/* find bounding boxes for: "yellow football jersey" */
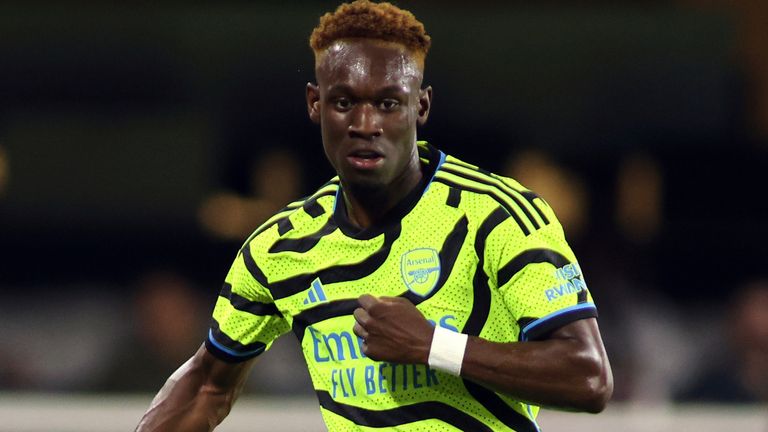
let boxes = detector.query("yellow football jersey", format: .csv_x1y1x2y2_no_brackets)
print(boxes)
206,142,596,431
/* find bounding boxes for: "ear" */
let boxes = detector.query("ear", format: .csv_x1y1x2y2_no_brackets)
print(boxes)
417,85,432,126
306,82,321,124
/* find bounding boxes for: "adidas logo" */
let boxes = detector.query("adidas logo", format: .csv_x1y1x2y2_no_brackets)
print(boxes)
303,278,328,305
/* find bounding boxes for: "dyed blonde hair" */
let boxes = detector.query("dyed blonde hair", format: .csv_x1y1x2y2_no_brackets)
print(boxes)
310,0,431,65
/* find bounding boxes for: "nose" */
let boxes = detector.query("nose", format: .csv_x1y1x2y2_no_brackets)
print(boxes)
348,103,382,140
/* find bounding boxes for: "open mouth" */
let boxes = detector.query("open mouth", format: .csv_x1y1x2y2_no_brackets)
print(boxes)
347,149,384,169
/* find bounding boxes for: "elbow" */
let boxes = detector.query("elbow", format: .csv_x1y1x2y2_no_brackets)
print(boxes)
577,353,614,413
547,318,614,413
580,372,613,413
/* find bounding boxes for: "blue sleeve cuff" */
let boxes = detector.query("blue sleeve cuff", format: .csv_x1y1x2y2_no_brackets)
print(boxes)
205,328,266,363
520,304,598,341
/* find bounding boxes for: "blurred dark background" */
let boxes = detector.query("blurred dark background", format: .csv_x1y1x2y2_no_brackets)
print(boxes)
0,0,766,405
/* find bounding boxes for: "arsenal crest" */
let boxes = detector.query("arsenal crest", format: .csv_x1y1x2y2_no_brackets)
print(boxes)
400,248,441,297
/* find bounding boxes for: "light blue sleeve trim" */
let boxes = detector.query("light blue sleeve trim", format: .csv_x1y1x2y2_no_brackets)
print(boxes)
525,405,542,432
207,329,266,357
332,187,342,213
423,150,446,195
521,303,597,340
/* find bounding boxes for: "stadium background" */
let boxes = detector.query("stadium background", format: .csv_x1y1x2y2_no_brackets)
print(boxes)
0,0,766,430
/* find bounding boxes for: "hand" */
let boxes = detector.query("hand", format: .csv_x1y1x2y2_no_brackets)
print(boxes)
352,294,434,364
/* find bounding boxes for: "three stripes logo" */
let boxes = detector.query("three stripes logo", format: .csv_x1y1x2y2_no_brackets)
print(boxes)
303,278,328,305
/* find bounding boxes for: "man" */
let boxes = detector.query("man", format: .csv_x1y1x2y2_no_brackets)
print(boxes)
137,1,613,431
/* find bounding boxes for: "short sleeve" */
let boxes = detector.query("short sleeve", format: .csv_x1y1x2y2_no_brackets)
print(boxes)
489,211,597,342
205,249,290,362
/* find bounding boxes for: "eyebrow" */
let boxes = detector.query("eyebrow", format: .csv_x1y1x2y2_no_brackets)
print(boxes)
377,85,410,95
326,84,410,97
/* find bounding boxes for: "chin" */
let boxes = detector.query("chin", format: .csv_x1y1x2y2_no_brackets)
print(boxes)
343,175,388,196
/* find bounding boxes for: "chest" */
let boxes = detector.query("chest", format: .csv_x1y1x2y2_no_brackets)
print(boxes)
270,213,483,327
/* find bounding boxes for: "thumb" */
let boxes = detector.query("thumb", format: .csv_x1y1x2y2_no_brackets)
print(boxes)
358,294,380,310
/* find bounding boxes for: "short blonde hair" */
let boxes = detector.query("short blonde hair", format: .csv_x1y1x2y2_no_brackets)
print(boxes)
310,0,431,63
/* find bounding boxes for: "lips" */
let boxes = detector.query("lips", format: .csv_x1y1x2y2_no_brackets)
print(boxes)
346,148,384,170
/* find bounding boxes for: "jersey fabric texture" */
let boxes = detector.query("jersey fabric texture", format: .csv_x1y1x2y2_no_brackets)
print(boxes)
205,142,597,432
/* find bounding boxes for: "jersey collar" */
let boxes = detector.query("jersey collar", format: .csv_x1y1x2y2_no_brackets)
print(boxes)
333,141,445,240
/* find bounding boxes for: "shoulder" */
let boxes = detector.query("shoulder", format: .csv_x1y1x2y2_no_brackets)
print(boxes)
432,153,554,238
240,178,340,254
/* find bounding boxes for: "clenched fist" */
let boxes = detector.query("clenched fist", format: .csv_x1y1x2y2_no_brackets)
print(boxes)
352,294,435,365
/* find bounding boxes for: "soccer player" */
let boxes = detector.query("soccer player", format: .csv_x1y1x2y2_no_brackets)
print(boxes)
136,1,613,431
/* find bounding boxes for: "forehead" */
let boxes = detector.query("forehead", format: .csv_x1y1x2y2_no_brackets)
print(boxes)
315,39,423,91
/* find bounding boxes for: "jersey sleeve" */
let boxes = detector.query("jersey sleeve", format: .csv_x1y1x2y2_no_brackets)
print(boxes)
205,248,290,362
488,202,597,342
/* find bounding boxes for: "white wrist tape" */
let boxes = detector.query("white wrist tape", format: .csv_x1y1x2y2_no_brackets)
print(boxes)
428,326,468,376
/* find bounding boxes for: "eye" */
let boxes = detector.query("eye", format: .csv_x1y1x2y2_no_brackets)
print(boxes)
333,97,352,111
378,99,400,111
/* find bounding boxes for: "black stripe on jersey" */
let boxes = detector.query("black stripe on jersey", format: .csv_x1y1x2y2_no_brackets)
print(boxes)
316,390,494,431
521,190,550,225
304,186,339,204
434,177,531,236
302,180,339,218
291,216,469,338
291,299,359,339
462,207,509,336
269,219,338,254
239,181,339,252
578,285,588,303
277,218,293,236
299,188,336,220
445,157,515,191
240,200,306,251
522,307,597,341
463,381,539,432
240,213,290,255
446,186,461,208
441,163,543,230
269,223,403,300
242,242,271,288
303,199,325,218
497,248,570,288
443,156,480,171
206,318,267,363
219,282,282,317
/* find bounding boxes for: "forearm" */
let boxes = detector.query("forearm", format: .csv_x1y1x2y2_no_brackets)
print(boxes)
136,345,252,432
354,297,613,412
458,320,612,412
136,364,226,432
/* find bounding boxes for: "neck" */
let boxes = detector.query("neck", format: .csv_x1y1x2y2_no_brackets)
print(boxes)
342,160,423,230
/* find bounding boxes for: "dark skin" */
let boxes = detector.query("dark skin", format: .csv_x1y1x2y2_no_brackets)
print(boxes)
306,39,432,228
136,39,612,432
353,295,613,413
135,346,256,431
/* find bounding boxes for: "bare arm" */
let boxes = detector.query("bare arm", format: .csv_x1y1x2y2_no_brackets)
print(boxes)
136,344,256,432
460,318,613,412
353,295,613,413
